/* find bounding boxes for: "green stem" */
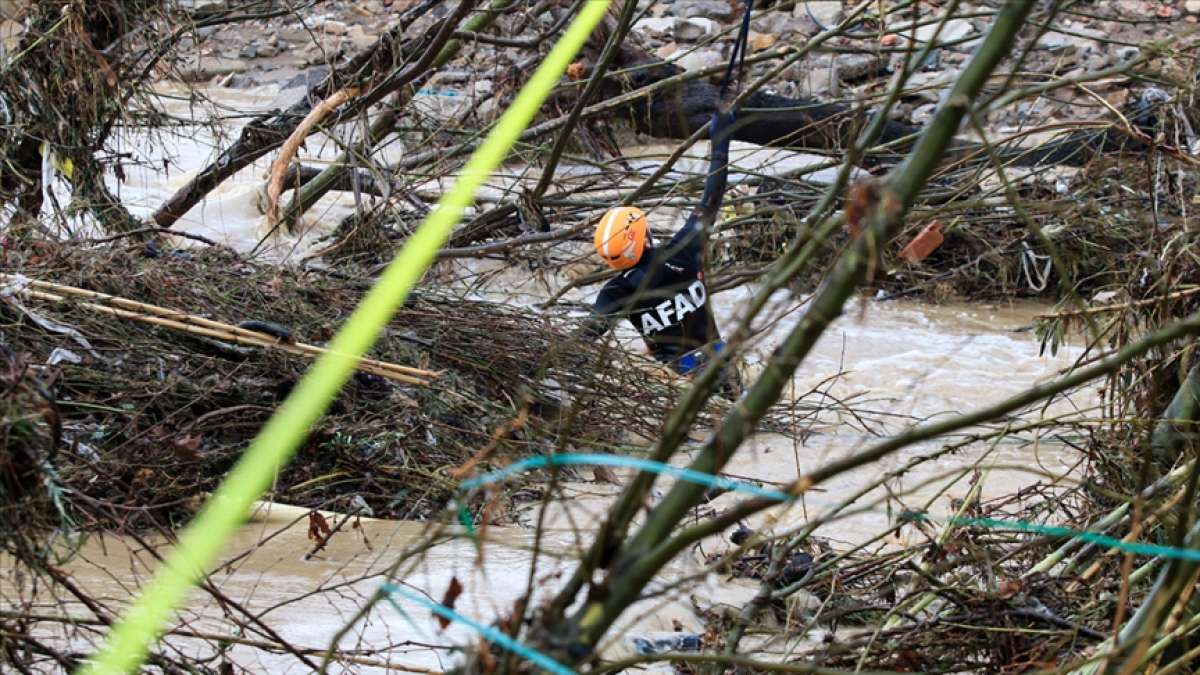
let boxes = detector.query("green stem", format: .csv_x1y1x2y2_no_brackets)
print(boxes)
1152,363,1200,468
1093,504,1200,675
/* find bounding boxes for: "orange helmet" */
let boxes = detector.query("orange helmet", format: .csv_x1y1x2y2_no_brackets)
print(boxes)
594,207,648,270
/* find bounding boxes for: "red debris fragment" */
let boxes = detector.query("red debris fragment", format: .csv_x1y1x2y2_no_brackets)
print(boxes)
899,220,945,263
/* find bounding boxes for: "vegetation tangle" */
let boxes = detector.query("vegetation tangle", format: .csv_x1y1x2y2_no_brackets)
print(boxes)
1,0,1199,673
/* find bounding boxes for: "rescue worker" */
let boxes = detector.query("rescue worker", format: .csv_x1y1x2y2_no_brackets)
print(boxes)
582,107,740,395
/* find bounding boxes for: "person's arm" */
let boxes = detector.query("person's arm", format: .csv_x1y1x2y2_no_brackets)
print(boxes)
577,276,631,341
578,314,613,340
666,108,737,271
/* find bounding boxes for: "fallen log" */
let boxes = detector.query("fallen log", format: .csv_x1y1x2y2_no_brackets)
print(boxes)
604,42,1156,168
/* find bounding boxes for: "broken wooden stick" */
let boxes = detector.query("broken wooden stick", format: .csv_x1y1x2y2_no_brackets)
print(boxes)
1,273,437,386
266,87,361,227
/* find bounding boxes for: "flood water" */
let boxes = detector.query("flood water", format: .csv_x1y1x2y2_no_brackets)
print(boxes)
8,85,1096,672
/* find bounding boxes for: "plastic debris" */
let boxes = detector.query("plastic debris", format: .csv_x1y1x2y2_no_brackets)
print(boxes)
630,633,702,655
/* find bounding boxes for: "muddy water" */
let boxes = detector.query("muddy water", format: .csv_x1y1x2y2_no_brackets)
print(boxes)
105,85,862,260
709,296,1090,545
516,296,1090,545
23,87,1093,671
23,508,759,671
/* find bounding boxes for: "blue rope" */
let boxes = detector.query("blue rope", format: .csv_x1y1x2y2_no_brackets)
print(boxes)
904,512,1200,563
379,582,576,675
461,455,1200,564
459,452,794,502
394,456,1200,670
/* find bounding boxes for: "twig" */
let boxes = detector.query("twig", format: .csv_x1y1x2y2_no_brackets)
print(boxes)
435,221,591,259
0,610,439,671
1037,287,1200,321
68,227,222,247
530,0,638,200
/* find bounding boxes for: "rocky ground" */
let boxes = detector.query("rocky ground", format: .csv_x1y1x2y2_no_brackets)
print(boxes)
176,0,1197,132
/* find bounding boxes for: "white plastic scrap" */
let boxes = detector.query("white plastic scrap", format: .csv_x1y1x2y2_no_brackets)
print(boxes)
350,494,375,518
0,274,103,361
1019,240,1053,293
74,442,100,463
46,348,82,366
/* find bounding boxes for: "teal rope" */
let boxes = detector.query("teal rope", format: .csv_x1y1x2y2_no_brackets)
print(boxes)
461,453,1200,564
398,456,1200,671
458,452,793,502
903,512,1200,563
379,582,575,675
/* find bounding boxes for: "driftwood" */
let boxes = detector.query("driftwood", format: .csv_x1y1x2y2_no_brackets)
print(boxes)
602,39,1155,169
266,87,361,225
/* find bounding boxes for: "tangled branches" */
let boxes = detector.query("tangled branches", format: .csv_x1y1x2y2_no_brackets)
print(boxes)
0,1,179,231
0,242,833,529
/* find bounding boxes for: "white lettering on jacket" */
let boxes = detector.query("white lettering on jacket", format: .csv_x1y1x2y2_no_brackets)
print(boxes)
639,280,708,335
641,312,665,333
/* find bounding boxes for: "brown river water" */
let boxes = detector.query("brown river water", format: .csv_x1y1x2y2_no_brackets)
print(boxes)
4,85,1097,672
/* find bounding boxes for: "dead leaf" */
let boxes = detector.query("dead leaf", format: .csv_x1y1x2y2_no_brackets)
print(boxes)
307,511,332,543
1104,88,1129,108
435,577,464,630
566,61,588,80
172,434,202,461
997,578,1023,599
36,399,61,447
748,31,776,52
130,467,154,493
844,179,877,237
895,649,923,670
880,33,899,46
477,636,497,673
593,465,620,485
